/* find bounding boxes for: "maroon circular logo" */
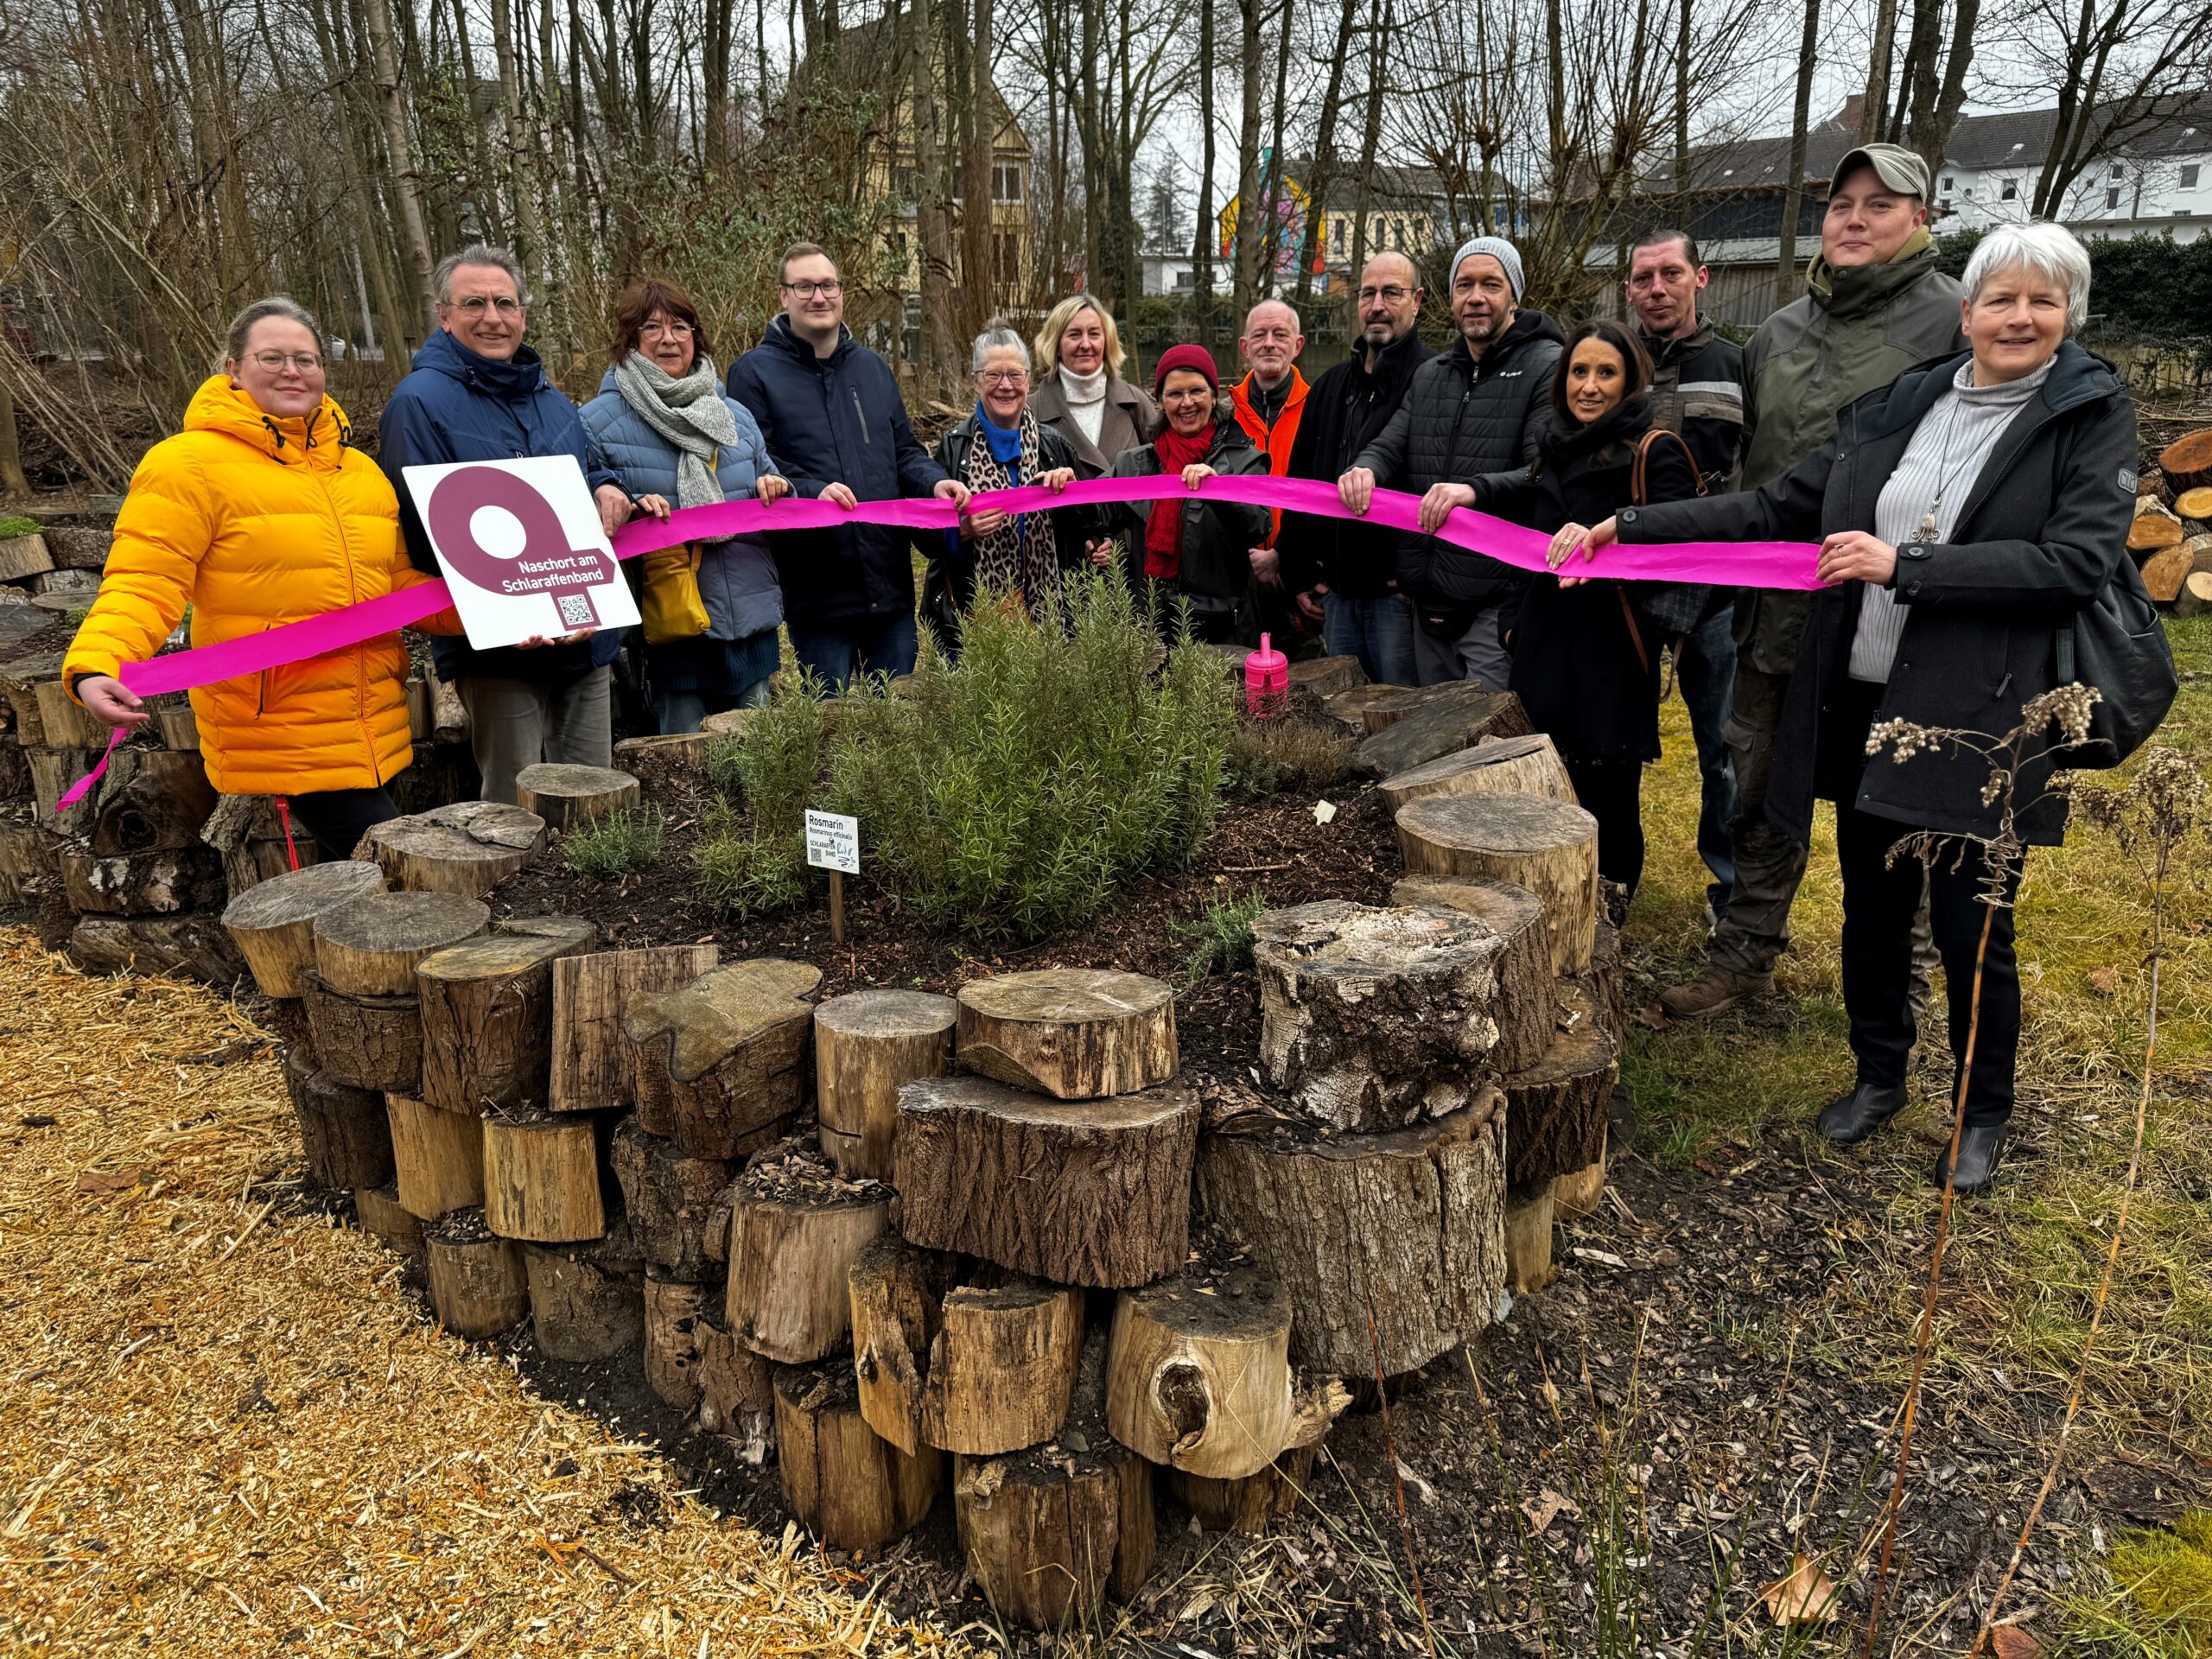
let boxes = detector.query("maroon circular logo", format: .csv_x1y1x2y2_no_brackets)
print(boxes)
426,464,615,631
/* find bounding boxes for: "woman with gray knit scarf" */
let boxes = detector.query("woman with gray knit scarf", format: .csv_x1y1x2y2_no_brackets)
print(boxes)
582,279,794,732
1572,220,2142,1196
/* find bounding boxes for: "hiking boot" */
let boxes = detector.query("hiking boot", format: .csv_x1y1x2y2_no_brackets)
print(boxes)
1656,963,1774,1020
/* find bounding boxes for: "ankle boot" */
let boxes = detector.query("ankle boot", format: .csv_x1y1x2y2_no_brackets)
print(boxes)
1936,1122,2008,1195
1815,1082,1909,1144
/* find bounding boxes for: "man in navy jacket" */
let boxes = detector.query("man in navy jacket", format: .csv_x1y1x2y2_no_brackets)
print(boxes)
728,242,969,689
378,243,633,804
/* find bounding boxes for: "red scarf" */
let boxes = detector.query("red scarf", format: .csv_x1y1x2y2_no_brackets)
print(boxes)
1143,423,1216,578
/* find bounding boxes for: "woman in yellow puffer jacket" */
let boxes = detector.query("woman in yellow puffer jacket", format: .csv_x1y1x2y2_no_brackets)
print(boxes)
68,298,457,859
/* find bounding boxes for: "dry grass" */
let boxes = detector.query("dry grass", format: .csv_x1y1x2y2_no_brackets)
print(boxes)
0,938,967,1658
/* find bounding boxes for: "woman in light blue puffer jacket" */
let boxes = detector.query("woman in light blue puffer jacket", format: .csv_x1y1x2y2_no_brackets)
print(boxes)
582,279,790,732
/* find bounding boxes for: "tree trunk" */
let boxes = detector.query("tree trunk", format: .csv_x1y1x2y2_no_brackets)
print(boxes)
548,943,719,1113
1230,0,1264,316
361,0,439,327
488,0,543,265
0,375,34,498
1257,0,1294,297
962,0,995,319
1190,0,1216,342
1291,0,1359,308
415,919,597,1114
954,968,1178,1099
425,1209,529,1337
514,764,639,830
724,1142,892,1363
301,969,423,1094
1775,0,1821,310
483,1113,606,1242
1390,875,1558,1050
814,989,957,1179
1501,1021,1619,1192
1379,733,1576,812
774,1360,944,1550
911,0,961,387
360,802,547,897
1395,793,1600,975
284,1049,398,1191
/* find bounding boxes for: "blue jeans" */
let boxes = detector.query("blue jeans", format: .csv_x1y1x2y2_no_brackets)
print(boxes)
788,610,919,693
1675,611,1738,912
653,675,773,735
1322,591,1418,687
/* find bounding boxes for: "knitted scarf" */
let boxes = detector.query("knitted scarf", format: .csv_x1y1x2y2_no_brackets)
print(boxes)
609,351,737,512
960,408,1060,618
1144,422,1214,578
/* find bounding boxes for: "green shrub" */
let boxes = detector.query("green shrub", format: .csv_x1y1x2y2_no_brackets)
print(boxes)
691,801,809,915
1173,886,1268,982
0,516,38,540
829,569,1237,941
1225,714,1356,796
562,804,665,880
691,682,826,916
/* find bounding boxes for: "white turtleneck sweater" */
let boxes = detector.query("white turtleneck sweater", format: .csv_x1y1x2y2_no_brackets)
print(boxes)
1058,364,1109,447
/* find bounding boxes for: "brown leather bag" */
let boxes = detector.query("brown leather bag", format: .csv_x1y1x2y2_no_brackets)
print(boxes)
1613,427,1708,675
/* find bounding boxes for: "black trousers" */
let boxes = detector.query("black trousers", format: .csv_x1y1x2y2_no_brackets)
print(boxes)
1832,687,2023,1128
1563,756,1645,895
283,786,400,863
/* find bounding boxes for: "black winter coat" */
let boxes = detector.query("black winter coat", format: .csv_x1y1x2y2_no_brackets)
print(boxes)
1277,327,1437,598
1354,309,1566,609
1484,398,1700,761
922,411,1110,645
727,316,950,626
1618,342,2140,846
1107,414,1271,642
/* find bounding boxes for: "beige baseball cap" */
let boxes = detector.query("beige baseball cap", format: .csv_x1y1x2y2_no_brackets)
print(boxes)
1830,142,1929,200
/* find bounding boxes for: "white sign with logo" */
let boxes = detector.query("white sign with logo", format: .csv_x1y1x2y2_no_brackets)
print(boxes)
401,455,640,651
804,809,861,875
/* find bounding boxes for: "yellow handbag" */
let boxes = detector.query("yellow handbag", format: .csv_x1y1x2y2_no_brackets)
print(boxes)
640,541,711,645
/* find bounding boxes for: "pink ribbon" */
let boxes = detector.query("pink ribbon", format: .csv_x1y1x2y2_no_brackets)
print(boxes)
58,475,1815,813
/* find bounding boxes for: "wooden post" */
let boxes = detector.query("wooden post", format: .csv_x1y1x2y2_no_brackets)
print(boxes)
1503,1184,1556,1294
829,869,844,944
954,968,1179,1099
813,988,957,1180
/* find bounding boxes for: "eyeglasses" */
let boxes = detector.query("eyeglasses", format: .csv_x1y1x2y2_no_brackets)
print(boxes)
781,280,843,298
1357,285,1414,303
640,320,694,338
449,296,524,316
247,350,324,373
976,370,1028,387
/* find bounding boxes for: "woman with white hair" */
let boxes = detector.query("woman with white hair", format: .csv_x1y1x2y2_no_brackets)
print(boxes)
1571,220,2145,1193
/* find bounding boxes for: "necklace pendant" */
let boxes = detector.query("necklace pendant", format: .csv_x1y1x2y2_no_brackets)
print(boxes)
1913,511,1939,544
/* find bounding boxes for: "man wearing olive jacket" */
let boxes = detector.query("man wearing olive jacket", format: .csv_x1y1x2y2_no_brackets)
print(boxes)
1657,143,1967,1019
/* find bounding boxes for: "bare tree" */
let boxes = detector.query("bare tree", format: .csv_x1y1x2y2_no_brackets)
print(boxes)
1777,0,1822,308
2009,0,2212,216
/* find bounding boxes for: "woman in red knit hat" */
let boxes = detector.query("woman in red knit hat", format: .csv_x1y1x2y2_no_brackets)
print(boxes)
1091,343,1270,643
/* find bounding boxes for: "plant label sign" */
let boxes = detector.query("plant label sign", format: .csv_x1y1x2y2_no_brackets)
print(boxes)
804,809,860,875
403,456,639,651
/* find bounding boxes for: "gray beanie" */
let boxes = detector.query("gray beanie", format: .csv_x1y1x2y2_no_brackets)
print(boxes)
1451,235,1525,300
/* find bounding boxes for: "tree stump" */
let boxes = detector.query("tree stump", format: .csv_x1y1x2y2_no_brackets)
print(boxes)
223,860,385,997
1287,655,1364,698
1322,683,1412,734
1194,1095,1508,1376
523,1243,644,1362
1553,1138,1607,1218
0,530,53,582
85,748,215,855
300,969,422,1093
773,1360,944,1551
1503,1185,1556,1294
353,1181,424,1262
312,889,490,995
386,1092,486,1220
1353,684,1530,778
1169,1446,1317,1534
814,989,957,1180
2158,427,2212,494
896,1074,1199,1288
625,958,822,1159
34,677,105,749
283,1049,395,1192
359,801,545,896
695,1301,775,1461
954,969,1178,1099
849,1234,1085,1457
1579,918,1625,1046
2144,539,2195,602
1389,875,1558,1062
609,1117,733,1281
613,730,712,781
549,944,720,1113
424,1208,528,1338
155,705,200,751
1378,732,1577,812
1253,899,1551,1131
416,918,598,1114
2177,569,2212,618
1396,793,1599,975
1502,1021,1619,1192
644,1273,711,1408
514,763,640,830
60,846,226,916
1105,1262,1348,1479
724,1141,892,1363
482,1113,605,1243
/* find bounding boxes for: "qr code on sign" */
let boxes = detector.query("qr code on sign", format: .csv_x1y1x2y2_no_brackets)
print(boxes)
556,593,595,629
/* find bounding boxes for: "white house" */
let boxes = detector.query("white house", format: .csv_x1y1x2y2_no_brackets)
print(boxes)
1935,101,2212,245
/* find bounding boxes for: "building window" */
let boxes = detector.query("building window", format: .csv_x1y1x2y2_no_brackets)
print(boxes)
1941,175,1955,194
1175,269,1194,289
2110,162,2126,180
2183,164,2202,189
995,233,1021,287
2000,179,2018,200
992,162,1023,202
2107,187,2121,210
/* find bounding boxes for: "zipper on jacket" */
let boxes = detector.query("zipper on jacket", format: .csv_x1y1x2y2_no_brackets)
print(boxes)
851,389,871,444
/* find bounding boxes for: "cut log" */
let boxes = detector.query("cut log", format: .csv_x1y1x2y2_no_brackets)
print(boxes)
300,969,422,1093
1353,684,1532,779
612,731,712,792
955,968,1178,1099
406,676,433,743
353,1180,424,1262
514,763,640,830
814,988,957,1180
26,747,95,836
2158,427,2212,495
523,1243,644,1361
1396,793,1599,976
1322,683,1414,734
1552,1136,1608,1217
724,1140,892,1363
2144,538,2194,602
954,1331,1154,1627
312,889,489,996
424,1208,528,1338
65,914,246,986
222,860,385,997
1357,684,1429,734
59,845,225,916
1106,1262,1349,1479
644,1272,715,1408
385,1091,486,1220
483,1113,605,1243
1169,1446,1317,1534
1253,899,1551,1131
697,707,757,736
86,748,214,854
2175,485,2212,531
549,944,719,1113
2176,569,2212,619
44,525,111,569
773,1360,944,1551
283,1049,396,1191
155,705,200,751
1503,1185,1555,1294
0,531,53,581
849,1233,1084,1456
695,1301,775,1460
896,1074,1199,1288
1389,874,1558,1057
415,918,598,1114
624,957,821,1159
359,801,546,896
33,677,105,749
1378,732,1576,812
1502,1020,1620,1192
0,653,56,745
1193,1095,1508,1376
1287,654,1365,698
608,1116,733,1281
1579,917,1626,1046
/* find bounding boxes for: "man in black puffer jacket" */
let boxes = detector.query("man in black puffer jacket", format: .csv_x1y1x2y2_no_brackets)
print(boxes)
1339,235,1563,687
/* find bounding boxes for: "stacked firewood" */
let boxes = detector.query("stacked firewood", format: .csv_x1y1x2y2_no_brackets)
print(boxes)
2129,427,2212,615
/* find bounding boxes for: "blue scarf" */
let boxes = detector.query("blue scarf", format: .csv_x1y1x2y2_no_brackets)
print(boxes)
979,406,1025,476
